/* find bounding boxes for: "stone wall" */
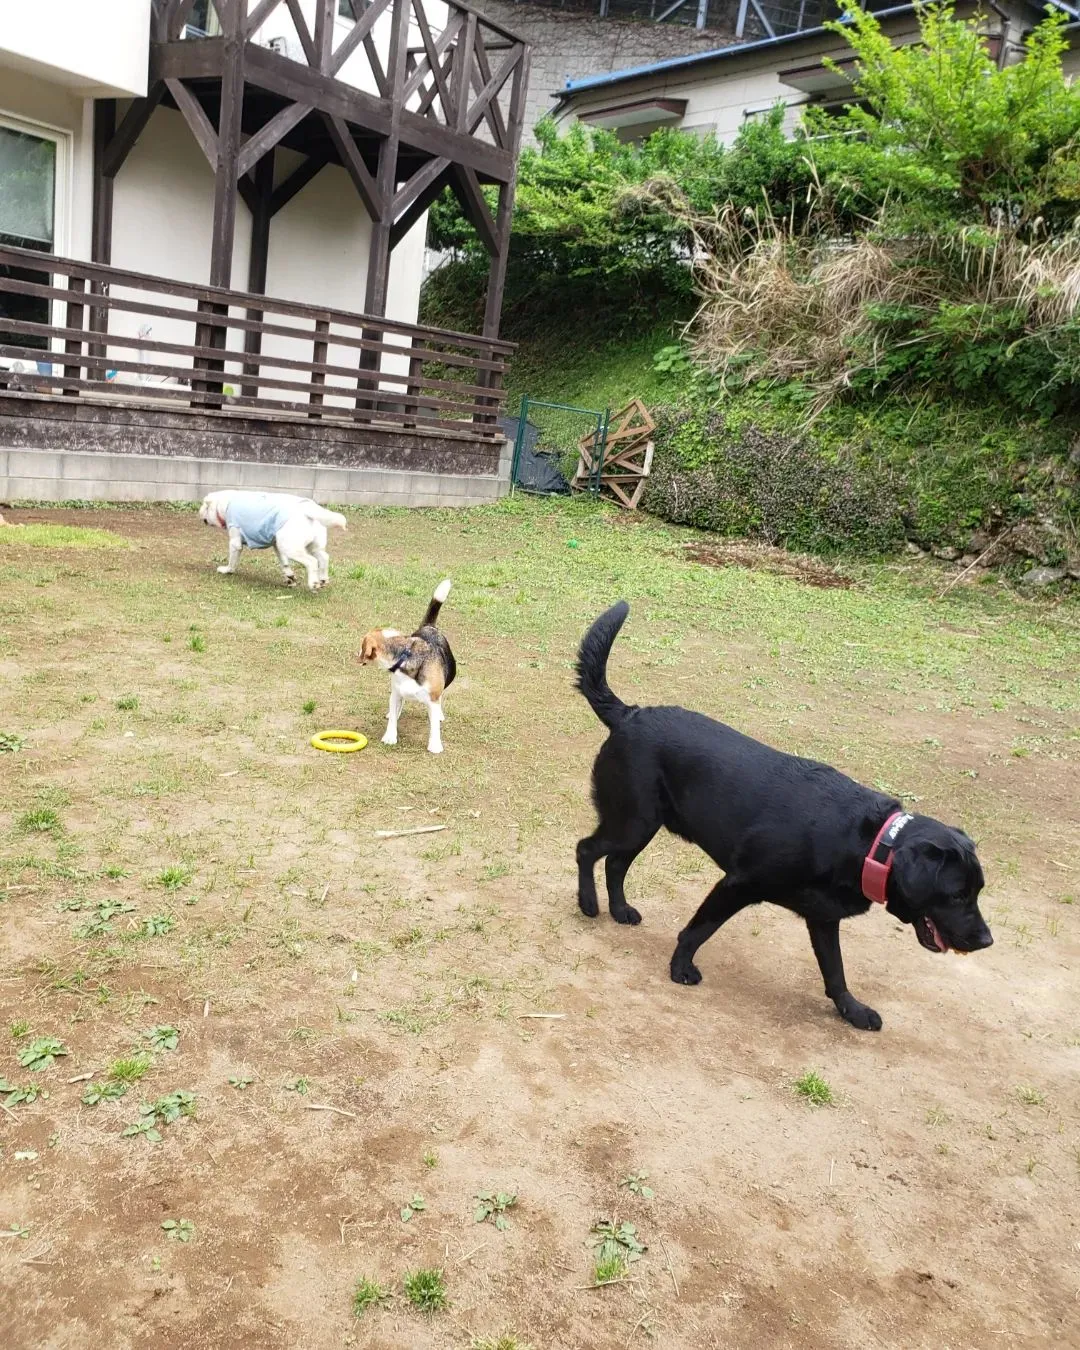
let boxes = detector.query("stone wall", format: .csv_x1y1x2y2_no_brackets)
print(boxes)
470,0,742,138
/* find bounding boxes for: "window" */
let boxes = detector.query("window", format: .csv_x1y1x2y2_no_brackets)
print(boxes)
0,120,63,354
338,0,357,18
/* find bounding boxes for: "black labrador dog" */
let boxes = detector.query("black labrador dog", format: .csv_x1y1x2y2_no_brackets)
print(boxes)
575,602,993,1031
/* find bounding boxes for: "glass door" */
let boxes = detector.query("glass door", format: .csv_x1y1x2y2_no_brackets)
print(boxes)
0,117,65,358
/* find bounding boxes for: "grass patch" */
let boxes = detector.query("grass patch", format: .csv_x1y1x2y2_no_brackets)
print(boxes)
403,1267,448,1313
793,1070,834,1106
15,808,63,836
108,1055,152,1084
352,1276,392,1317
0,524,129,550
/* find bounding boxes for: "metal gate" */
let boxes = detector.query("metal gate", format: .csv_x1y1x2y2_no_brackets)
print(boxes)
507,396,610,496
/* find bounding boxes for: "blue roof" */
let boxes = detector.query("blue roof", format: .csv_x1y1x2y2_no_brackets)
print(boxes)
558,25,841,97
552,1,1061,102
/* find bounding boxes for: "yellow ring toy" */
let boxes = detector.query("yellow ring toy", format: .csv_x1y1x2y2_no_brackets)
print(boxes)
310,729,368,753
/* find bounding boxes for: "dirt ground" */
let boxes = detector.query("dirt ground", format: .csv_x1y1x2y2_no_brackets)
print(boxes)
0,501,1077,1350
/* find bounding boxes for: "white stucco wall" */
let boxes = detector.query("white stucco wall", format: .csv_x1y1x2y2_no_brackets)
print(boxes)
0,0,150,97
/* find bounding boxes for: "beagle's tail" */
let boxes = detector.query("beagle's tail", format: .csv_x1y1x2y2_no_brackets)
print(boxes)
420,578,452,628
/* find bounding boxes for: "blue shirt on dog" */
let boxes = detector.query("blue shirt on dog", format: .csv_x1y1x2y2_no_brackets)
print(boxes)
224,494,295,550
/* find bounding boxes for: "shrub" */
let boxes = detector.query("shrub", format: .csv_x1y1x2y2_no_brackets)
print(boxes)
643,404,904,557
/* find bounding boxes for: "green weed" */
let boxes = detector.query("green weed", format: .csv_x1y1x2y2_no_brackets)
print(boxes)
793,1070,834,1106
352,1277,392,1317
402,1268,447,1313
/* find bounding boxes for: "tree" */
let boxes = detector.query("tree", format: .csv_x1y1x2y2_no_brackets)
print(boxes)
820,1,1080,231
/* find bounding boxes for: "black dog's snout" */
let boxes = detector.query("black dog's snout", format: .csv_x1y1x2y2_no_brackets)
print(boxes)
972,927,994,950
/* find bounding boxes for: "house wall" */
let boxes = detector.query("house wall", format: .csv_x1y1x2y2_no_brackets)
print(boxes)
0,2,432,353
0,0,150,97
553,3,1038,142
468,0,741,140
552,17,924,142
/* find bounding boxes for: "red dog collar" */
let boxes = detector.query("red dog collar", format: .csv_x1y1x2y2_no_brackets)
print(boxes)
862,811,913,904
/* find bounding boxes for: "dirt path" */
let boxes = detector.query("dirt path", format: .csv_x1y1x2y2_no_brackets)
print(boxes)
0,504,1077,1349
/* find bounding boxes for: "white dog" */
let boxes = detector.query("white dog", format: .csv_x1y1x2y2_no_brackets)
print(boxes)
199,490,346,590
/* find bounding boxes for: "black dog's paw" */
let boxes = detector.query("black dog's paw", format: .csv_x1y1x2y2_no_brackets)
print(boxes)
577,893,600,919
611,905,642,926
670,953,702,985
836,997,882,1032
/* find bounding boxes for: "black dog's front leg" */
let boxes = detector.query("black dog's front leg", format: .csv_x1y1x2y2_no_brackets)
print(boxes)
806,920,882,1031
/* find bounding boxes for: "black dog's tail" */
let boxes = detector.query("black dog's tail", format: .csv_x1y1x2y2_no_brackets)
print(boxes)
420,578,452,628
576,601,631,729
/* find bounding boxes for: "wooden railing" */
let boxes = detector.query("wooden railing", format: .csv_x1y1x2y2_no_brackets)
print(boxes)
0,245,511,439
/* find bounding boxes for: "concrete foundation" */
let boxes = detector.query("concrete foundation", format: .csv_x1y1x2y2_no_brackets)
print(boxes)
0,443,513,508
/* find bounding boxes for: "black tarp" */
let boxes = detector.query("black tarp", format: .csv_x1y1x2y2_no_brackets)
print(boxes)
499,415,571,495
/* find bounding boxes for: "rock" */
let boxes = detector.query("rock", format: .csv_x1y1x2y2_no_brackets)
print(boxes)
932,546,961,561
959,554,983,569
1010,514,1066,563
905,541,925,556
1020,566,1066,586
966,530,993,554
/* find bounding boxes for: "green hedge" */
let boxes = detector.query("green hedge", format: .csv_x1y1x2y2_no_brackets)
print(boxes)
642,393,1079,558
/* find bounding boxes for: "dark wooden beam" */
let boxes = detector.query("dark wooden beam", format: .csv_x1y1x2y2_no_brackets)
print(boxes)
453,13,477,134
91,101,116,263
482,48,529,342
247,153,274,294
313,0,335,71
167,0,198,40
363,0,410,318
103,83,166,178
412,0,454,125
153,36,227,81
451,165,497,256
90,99,116,359
402,13,461,100
269,152,329,216
243,149,275,396
466,44,523,137
243,41,391,137
236,100,312,179
237,173,259,215
209,3,244,289
471,29,508,149
246,0,284,36
392,155,450,221
329,0,392,76
165,77,219,169
322,113,382,220
390,166,451,250
284,0,319,66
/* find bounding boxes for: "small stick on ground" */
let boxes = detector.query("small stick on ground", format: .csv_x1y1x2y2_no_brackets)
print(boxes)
203,1000,210,1018
829,1158,836,1186
935,536,1005,600
0,1100,18,1122
67,1072,94,1084
576,1276,638,1290
518,1013,567,1020
658,1233,679,1298
375,825,446,839
304,1103,357,1119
